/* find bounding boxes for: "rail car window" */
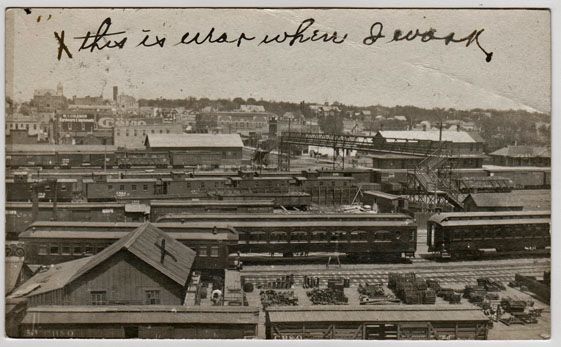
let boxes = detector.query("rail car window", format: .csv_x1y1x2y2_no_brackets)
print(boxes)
91,291,107,305
38,245,47,255
210,246,219,257
85,245,93,255
61,246,71,255
49,245,59,255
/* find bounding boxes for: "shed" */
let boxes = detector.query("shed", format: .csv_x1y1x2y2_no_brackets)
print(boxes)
462,190,551,212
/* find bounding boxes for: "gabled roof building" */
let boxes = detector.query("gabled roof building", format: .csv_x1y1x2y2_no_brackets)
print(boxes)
9,223,196,307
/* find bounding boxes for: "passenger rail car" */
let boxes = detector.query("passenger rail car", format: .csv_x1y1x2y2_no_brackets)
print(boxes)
427,211,550,259
154,213,413,223
25,219,417,260
19,226,238,271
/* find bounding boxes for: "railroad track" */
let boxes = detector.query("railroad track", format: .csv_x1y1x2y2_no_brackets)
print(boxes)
241,259,550,287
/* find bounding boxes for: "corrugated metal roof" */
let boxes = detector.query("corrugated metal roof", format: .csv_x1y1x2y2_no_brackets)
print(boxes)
22,305,259,325
378,130,483,143
145,133,243,148
267,305,488,323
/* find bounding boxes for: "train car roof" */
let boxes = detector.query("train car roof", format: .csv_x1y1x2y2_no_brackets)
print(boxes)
106,178,158,183
27,220,415,230
438,218,550,227
19,230,238,241
6,202,125,209
428,210,550,224
155,212,413,221
150,200,275,206
26,221,237,233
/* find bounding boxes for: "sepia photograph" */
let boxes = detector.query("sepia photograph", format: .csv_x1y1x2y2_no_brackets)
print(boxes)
2,5,554,342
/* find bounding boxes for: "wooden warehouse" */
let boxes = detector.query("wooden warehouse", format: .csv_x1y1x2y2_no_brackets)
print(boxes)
9,223,196,307
144,133,243,167
266,305,489,340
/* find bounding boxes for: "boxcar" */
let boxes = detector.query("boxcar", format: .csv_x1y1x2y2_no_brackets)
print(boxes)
427,211,550,258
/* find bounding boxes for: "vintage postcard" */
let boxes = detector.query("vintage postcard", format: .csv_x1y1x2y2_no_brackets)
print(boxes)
3,6,552,342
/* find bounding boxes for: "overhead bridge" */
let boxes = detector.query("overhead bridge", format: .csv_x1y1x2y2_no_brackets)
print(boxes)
278,132,455,170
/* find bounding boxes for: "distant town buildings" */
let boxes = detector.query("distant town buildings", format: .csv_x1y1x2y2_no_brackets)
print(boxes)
114,124,183,149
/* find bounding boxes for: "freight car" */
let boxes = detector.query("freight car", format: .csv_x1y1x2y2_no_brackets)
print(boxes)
484,166,550,189
19,225,238,271
427,211,550,259
149,200,275,219
6,176,78,202
114,150,170,168
25,218,417,261
6,144,117,169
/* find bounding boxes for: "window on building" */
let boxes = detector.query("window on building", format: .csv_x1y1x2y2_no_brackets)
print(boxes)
151,130,155,134
91,291,107,305
145,290,161,305
49,245,60,255
210,246,219,257
61,246,71,255
95,246,105,254
166,129,170,134
38,245,48,255
108,184,113,190
143,184,148,191
73,246,82,255
199,246,208,257
132,185,137,191
119,184,125,191
159,129,163,133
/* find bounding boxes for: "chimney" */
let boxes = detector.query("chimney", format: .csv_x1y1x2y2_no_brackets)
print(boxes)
113,86,118,102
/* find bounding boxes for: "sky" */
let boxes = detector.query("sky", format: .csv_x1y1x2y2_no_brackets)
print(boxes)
6,8,551,113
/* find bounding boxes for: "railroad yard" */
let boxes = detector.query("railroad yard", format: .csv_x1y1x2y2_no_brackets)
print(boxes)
5,137,552,340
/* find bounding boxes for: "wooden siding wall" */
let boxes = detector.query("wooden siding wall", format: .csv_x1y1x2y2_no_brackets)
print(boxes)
28,250,184,306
